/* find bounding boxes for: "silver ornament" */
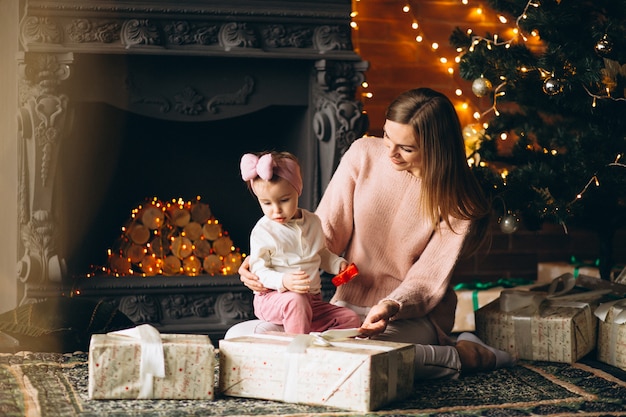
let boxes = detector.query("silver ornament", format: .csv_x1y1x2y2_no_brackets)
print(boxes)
499,213,519,234
542,77,562,96
472,77,493,97
595,35,613,57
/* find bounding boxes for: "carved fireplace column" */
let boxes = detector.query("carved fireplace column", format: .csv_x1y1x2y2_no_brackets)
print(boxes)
16,52,73,305
313,59,369,200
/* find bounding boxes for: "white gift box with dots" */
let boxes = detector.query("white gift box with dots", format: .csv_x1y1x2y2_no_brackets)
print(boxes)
89,331,215,400
218,334,415,412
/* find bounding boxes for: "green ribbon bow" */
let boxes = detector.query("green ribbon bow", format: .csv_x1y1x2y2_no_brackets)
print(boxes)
453,278,535,311
569,256,600,278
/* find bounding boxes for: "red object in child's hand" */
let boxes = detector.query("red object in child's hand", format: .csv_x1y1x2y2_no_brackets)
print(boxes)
332,263,359,286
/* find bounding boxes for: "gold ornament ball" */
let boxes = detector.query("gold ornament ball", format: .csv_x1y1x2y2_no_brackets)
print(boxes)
595,35,613,57
472,77,493,97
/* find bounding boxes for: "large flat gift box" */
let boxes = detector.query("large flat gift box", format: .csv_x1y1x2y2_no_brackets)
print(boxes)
89,324,215,400
475,287,601,363
537,261,600,284
595,299,626,371
453,287,504,332
219,333,415,412
453,281,536,333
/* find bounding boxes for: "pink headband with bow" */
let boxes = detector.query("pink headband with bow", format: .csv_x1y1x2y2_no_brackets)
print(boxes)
240,153,303,196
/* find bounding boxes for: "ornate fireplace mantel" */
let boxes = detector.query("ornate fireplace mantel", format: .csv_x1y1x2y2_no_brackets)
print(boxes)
16,0,368,341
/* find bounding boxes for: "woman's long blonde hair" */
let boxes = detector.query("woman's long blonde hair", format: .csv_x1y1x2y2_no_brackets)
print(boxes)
385,88,491,255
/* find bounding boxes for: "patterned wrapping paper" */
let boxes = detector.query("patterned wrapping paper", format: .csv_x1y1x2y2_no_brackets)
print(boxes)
218,334,416,412
89,332,215,399
475,293,598,363
595,299,626,371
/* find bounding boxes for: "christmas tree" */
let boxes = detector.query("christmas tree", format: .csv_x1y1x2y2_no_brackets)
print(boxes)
450,0,626,280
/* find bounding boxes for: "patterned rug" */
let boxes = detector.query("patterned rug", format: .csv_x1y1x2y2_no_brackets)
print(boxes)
2,351,626,417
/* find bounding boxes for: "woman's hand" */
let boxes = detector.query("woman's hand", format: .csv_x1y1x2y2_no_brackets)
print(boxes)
238,257,269,293
358,300,400,338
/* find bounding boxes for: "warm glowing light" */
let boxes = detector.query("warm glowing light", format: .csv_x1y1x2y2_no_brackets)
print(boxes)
412,22,419,29
498,15,508,23
431,42,439,50
473,112,481,120
416,35,423,42
500,132,508,140
402,4,410,13
455,89,463,96
439,57,448,64
447,67,454,74
351,21,358,29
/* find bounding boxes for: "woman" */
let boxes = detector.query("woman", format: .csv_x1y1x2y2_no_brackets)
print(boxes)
229,88,514,379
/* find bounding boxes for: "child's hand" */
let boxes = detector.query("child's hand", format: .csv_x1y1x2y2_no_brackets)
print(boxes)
282,270,311,293
332,263,359,287
338,261,348,272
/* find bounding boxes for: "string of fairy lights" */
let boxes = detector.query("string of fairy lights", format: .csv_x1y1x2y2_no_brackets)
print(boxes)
351,0,624,116
350,0,625,223
350,0,535,122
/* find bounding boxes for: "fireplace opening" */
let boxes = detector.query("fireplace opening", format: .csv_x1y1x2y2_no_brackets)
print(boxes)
58,102,311,278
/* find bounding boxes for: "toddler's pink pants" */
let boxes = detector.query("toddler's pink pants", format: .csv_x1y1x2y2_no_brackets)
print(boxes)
253,291,361,334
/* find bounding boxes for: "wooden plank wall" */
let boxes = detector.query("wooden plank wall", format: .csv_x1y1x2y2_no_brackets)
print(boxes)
351,0,626,283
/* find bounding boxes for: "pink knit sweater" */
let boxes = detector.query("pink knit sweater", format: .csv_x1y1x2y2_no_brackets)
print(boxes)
315,136,470,336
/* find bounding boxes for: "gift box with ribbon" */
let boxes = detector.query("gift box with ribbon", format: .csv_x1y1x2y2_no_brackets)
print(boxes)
594,299,626,371
475,274,609,363
537,258,601,284
218,330,415,412
452,278,536,333
88,324,215,400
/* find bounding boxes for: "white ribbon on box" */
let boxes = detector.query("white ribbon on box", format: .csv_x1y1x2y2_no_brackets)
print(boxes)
594,299,626,365
252,329,400,405
108,324,165,399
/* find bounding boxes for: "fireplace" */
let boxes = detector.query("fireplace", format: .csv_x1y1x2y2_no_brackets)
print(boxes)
16,0,368,342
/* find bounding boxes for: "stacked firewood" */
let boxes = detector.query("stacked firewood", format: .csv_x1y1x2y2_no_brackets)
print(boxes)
106,197,243,276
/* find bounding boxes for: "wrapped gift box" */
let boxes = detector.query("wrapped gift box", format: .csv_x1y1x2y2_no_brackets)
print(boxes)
595,299,626,371
453,282,536,332
475,289,600,363
537,261,600,284
89,325,215,399
219,333,415,412
453,287,505,332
